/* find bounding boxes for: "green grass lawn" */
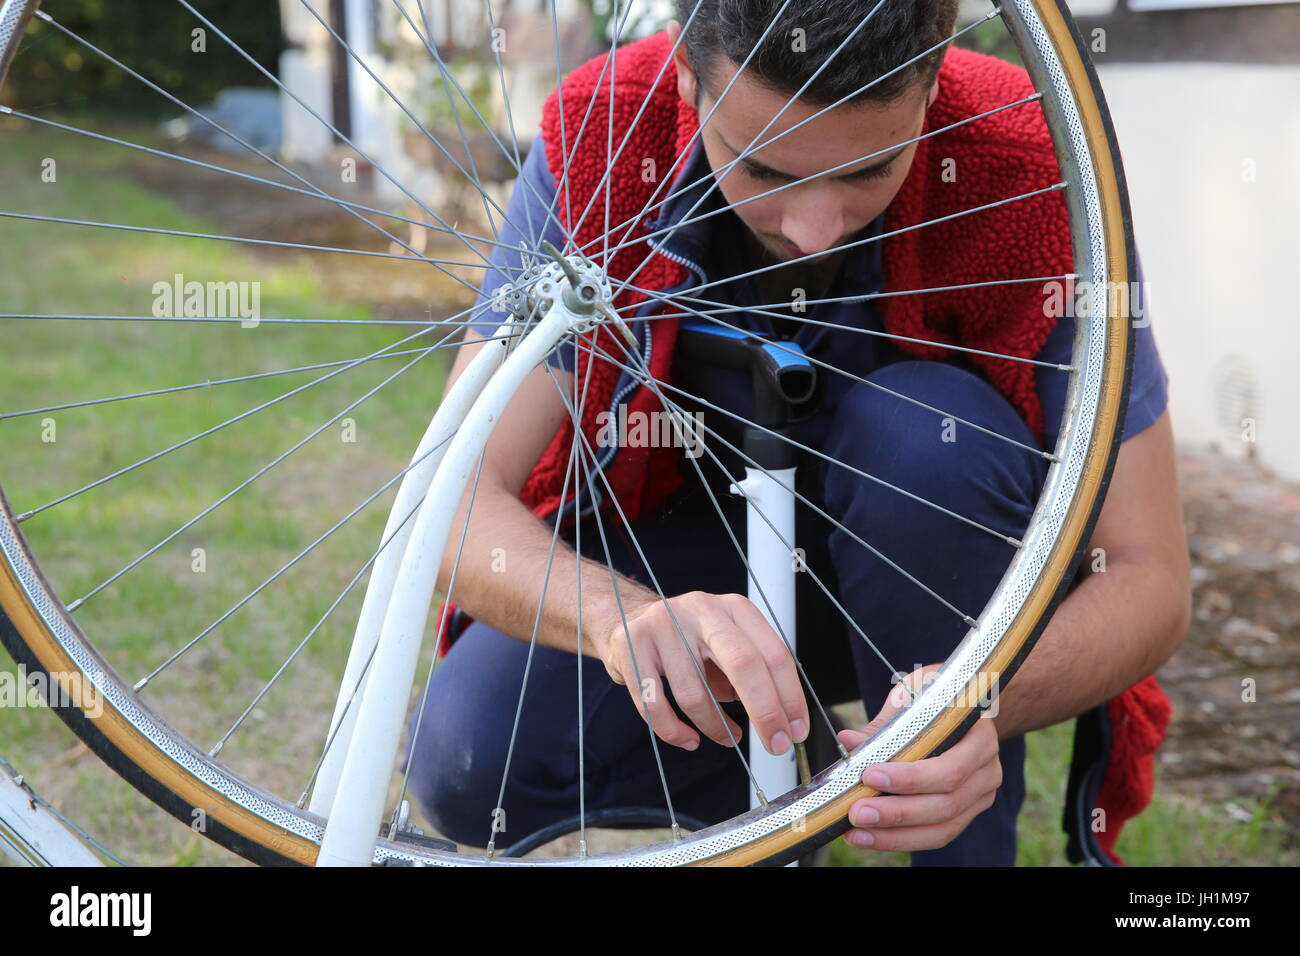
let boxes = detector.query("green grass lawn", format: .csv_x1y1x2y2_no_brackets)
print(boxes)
1,117,1291,868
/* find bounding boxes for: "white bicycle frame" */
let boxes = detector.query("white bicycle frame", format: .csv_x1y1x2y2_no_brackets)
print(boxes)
313,271,799,865
0,754,105,866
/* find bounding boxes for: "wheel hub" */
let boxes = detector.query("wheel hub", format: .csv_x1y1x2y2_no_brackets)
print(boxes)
491,242,636,348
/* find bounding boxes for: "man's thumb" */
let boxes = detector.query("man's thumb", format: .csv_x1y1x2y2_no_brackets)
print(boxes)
838,673,928,751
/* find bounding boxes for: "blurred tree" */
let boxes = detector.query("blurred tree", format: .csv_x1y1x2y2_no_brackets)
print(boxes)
4,0,284,116
579,0,674,45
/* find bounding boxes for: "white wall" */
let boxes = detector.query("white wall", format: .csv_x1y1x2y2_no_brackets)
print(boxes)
1096,62,1300,478
278,0,335,164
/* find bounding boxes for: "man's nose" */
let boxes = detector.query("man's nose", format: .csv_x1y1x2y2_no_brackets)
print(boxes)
780,194,846,258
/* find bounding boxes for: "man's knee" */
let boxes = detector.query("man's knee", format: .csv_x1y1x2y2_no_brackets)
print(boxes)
403,623,572,847
822,360,1046,530
820,361,1051,691
404,682,508,845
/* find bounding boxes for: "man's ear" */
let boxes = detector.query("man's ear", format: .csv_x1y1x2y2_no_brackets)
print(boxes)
666,20,698,108
926,77,941,109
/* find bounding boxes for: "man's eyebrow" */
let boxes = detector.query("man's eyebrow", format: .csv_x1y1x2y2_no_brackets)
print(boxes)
719,135,906,181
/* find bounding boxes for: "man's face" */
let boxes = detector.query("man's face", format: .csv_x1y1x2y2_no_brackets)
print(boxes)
670,24,937,263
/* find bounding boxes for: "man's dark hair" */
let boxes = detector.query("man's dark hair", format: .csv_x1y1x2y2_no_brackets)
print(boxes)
674,0,960,106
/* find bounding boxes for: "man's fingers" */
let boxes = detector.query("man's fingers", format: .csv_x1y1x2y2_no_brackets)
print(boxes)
620,647,701,751
849,792,963,831
608,591,813,755
847,759,1002,829
657,637,743,748
843,795,995,853
856,717,999,795
837,682,920,756
841,663,964,763
702,659,739,704
700,619,796,755
837,728,867,752
726,596,809,741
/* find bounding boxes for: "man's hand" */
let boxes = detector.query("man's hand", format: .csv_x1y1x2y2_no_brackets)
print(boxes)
595,590,810,756
839,665,1003,851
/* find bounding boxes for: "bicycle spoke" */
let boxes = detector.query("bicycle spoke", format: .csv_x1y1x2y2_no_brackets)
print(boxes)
15,296,509,523
569,367,588,855
591,339,1024,546
33,9,493,301
482,361,588,859
563,0,706,249
0,107,530,262
61,333,488,614
297,603,387,808
574,335,989,629
175,0,512,283
547,0,575,238
0,346,446,421
613,278,1076,371
569,408,683,838
294,0,535,249
211,434,456,757
601,0,901,289
616,6,808,270
549,352,851,760
544,0,652,253
601,0,622,264
0,754,131,867
404,439,495,846
414,0,502,239
0,210,501,269
482,0,535,244
395,318,544,851
545,362,770,800
0,313,499,328
580,332,920,699
593,9,1001,264
573,0,794,262
606,0,890,284
131,343,457,687
599,92,1044,263
616,182,1068,306
627,285,1058,462
387,0,574,251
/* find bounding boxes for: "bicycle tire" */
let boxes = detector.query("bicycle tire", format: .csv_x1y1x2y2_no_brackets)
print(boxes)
0,0,1135,866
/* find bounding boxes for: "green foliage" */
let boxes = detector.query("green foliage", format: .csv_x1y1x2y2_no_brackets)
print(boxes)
403,54,499,135
954,23,1025,69
4,0,284,116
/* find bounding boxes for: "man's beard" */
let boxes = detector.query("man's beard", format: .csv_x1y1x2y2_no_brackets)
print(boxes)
747,221,870,265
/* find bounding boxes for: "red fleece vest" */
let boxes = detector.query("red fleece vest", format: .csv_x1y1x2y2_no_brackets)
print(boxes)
447,34,1169,864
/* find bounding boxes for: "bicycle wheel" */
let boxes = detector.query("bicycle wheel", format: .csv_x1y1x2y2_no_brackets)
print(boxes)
0,0,1135,866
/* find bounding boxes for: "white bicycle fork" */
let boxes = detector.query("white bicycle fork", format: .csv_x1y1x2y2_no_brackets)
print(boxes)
314,262,800,864
316,276,585,866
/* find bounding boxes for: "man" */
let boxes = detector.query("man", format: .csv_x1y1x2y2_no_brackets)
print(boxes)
404,0,1190,865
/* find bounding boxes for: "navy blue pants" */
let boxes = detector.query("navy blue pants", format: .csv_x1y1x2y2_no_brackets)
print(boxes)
404,360,1049,864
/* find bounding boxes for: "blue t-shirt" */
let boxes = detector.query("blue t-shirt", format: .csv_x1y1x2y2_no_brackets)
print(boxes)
473,137,1169,453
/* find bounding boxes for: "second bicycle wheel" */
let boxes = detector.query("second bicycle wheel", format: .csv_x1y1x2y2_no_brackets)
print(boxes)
0,0,1135,865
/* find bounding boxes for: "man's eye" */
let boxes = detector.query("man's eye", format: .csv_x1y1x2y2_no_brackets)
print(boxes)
742,162,894,184
851,161,895,182
744,165,788,183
